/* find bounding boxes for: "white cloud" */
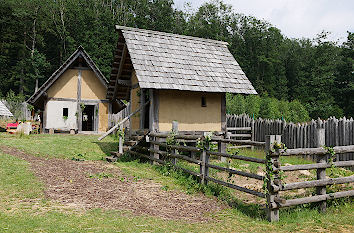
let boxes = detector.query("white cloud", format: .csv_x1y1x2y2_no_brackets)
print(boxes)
174,0,354,43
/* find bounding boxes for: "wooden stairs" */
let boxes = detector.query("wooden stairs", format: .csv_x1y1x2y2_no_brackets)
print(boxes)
106,130,149,162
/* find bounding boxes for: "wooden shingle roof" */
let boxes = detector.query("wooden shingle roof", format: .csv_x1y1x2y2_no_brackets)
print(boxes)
107,26,256,100
0,101,13,117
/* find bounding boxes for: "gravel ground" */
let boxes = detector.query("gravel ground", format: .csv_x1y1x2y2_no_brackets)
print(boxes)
1,146,225,222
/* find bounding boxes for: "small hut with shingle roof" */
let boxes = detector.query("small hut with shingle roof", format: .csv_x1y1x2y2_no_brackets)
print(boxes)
107,26,256,134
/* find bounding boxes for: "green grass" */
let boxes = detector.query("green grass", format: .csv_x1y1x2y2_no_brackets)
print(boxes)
0,133,117,160
0,133,353,232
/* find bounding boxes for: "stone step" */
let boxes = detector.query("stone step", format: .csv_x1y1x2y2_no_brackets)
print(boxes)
130,135,144,141
124,140,138,146
110,151,125,156
106,156,118,162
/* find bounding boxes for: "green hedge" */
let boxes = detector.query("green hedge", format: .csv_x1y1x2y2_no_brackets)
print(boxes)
226,93,310,123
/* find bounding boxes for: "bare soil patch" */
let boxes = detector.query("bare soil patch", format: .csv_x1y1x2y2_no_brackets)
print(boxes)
1,146,225,222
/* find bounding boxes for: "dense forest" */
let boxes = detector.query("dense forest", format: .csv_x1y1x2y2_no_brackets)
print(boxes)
0,0,353,119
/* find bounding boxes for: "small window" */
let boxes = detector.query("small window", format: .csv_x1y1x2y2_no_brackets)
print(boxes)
63,108,68,117
201,97,207,107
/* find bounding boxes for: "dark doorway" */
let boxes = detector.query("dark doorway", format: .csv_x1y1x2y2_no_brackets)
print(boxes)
82,105,94,131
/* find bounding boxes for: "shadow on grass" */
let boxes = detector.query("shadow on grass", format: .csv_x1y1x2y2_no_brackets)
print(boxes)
94,141,118,156
227,198,265,220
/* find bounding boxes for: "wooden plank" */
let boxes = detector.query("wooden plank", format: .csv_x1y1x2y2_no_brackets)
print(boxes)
98,101,150,140
228,145,252,149
221,93,226,133
282,176,354,191
200,149,209,185
150,141,200,152
315,128,327,212
150,132,200,140
216,138,266,146
205,176,265,198
275,145,354,156
227,127,252,131
116,79,131,86
113,44,128,100
148,148,201,165
278,160,354,171
207,151,266,164
149,89,159,132
278,190,354,208
207,163,264,180
128,150,201,177
228,133,252,138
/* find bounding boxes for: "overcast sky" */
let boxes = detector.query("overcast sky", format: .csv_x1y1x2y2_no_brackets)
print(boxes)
174,0,354,43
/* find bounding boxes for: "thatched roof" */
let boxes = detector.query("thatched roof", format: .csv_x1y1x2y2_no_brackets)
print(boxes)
107,26,257,100
27,46,108,108
0,101,13,117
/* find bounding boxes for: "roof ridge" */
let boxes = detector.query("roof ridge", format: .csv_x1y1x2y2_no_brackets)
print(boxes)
115,25,229,46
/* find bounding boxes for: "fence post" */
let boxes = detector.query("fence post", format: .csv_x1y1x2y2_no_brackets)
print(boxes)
171,121,178,165
218,135,227,163
265,135,282,222
119,124,123,154
315,128,326,212
149,136,160,165
251,119,255,150
200,133,210,185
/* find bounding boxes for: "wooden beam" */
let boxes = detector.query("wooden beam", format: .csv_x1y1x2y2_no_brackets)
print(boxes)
116,79,131,86
282,176,354,191
113,44,128,100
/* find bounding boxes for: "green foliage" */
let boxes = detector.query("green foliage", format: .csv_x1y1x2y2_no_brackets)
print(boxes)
0,0,352,118
227,94,310,122
5,90,25,120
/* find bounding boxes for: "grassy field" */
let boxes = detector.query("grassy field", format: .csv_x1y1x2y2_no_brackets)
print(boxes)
0,132,353,232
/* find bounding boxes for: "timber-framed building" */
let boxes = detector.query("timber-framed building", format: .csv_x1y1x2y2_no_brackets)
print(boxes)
28,46,123,133
107,26,256,135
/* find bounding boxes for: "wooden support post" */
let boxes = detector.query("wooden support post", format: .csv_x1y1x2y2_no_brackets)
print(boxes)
200,132,210,185
219,136,227,163
315,128,326,212
265,135,282,222
149,136,160,165
139,89,145,130
118,124,123,154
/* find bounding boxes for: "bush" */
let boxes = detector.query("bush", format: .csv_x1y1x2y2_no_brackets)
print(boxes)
227,94,310,122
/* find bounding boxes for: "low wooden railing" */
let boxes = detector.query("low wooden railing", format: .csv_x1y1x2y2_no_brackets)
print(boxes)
126,129,353,222
140,132,266,198
265,130,354,222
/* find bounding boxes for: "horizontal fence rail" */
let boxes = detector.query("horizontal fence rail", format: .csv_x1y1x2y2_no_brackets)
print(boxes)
265,131,354,222
143,132,266,200
125,129,353,223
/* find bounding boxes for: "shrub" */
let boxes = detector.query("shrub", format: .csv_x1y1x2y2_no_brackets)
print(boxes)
226,94,310,122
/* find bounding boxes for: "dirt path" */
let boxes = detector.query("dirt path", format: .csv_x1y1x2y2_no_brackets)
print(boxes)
1,146,225,222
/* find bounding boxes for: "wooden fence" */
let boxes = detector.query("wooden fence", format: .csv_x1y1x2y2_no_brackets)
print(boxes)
109,103,130,128
266,132,354,221
227,114,354,161
126,130,354,222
